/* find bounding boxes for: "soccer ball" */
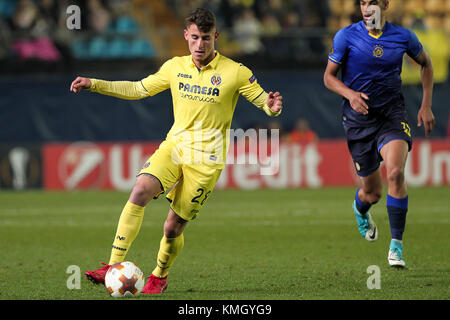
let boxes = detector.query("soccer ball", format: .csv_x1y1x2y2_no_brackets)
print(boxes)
104,261,145,298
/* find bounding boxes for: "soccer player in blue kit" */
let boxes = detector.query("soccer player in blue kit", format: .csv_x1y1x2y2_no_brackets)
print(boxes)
324,0,435,267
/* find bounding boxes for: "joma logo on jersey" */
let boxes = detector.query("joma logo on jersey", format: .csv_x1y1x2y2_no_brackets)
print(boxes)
177,73,192,79
179,82,220,96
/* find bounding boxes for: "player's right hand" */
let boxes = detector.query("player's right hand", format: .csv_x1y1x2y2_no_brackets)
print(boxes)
349,91,369,115
70,77,92,93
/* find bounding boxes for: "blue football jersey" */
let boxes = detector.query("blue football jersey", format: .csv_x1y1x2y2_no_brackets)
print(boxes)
329,21,423,125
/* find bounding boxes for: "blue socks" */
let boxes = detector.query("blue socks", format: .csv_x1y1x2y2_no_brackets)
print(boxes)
387,194,408,240
355,188,372,214
355,189,408,240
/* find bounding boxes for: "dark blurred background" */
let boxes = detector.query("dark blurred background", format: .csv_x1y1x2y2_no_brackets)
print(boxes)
0,0,449,142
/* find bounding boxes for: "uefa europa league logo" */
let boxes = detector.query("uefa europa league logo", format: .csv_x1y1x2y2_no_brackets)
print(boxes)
365,5,382,30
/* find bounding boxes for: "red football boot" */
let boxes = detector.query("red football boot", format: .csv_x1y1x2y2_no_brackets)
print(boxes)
141,274,168,294
84,262,111,284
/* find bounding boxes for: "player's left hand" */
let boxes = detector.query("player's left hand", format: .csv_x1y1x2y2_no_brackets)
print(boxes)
417,106,435,137
267,91,283,113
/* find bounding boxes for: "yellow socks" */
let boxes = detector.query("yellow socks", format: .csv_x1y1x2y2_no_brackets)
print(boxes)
109,201,145,265
152,234,184,278
108,201,184,279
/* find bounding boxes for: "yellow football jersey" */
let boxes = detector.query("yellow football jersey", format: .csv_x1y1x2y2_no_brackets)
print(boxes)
90,51,281,168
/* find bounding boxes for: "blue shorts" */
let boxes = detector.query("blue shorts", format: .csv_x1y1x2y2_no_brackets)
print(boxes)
343,107,412,177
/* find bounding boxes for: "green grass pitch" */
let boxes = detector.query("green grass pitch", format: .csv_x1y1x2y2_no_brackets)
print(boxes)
1,187,449,300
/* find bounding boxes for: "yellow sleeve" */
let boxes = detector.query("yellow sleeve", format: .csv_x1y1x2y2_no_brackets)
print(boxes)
89,79,149,100
237,65,281,117
88,59,173,100
140,59,172,96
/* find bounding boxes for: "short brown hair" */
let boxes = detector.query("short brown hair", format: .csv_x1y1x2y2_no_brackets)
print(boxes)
185,8,216,32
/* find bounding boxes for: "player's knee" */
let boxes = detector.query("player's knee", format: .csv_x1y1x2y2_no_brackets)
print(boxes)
164,225,180,239
386,166,405,186
129,184,152,206
129,175,162,206
164,212,187,238
361,187,382,204
369,191,382,204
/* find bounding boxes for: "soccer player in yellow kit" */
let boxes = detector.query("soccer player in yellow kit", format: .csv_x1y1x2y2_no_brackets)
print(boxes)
70,8,283,294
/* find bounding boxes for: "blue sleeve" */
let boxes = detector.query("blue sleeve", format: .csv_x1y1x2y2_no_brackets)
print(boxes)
328,28,348,65
406,30,423,58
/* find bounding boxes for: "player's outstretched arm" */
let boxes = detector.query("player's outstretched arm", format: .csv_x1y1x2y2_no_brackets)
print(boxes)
413,50,435,137
323,60,369,115
69,76,150,100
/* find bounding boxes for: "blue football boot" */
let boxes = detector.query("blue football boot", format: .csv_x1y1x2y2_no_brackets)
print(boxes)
353,200,378,242
388,239,406,268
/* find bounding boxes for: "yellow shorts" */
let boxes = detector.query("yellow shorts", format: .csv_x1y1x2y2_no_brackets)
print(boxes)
138,140,222,221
